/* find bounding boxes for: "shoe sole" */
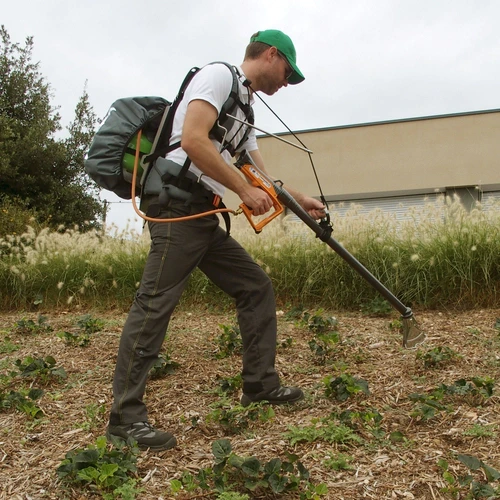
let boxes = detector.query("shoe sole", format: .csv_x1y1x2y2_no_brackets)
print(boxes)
106,430,177,451
241,392,304,407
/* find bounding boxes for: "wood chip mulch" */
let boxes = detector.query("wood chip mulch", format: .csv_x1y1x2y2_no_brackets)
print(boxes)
1,305,499,499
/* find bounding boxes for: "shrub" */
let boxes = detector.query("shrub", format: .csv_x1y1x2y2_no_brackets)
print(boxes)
0,196,38,238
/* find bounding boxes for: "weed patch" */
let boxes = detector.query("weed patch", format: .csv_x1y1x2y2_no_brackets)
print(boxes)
206,399,275,434
437,454,500,498
416,345,461,368
360,296,392,316
285,416,364,447
13,355,67,384
323,453,354,471
169,438,328,499
148,353,180,379
0,388,44,419
57,435,141,499
214,322,242,358
0,335,19,354
215,374,243,395
13,315,53,335
57,314,105,347
323,373,370,401
409,378,495,421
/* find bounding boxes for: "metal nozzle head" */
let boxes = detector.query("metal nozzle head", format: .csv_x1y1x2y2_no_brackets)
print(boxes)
401,315,425,348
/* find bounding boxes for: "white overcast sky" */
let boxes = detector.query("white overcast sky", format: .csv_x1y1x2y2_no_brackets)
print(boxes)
3,0,500,233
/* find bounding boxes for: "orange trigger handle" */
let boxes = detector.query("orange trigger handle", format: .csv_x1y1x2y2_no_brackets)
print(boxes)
238,162,284,233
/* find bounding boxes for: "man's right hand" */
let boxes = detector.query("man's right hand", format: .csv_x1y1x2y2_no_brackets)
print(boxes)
239,185,273,216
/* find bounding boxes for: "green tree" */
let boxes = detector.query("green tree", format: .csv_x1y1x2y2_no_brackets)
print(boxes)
0,25,103,234
44,85,104,228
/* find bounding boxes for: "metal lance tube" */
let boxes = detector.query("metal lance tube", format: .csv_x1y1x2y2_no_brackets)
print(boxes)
272,182,425,348
227,114,313,153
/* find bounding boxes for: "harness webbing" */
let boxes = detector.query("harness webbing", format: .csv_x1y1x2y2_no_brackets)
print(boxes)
136,63,254,235
143,63,253,196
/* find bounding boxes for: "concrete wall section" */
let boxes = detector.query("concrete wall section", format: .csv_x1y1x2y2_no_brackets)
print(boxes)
222,109,500,211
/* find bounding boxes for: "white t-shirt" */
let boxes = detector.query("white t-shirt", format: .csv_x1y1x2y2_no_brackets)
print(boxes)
165,63,257,197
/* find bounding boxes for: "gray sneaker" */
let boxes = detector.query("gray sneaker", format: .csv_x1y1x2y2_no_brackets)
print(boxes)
106,421,176,451
241,386,304,407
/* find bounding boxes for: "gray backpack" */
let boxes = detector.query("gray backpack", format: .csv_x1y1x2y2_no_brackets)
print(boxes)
84,63,254,200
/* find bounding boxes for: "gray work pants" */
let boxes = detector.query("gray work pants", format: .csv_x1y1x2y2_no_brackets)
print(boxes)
109,201,280,425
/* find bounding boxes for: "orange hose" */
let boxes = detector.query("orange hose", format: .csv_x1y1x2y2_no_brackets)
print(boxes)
130,129,236,223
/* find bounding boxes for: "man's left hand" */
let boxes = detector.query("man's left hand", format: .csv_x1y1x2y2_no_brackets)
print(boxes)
301,196,327,220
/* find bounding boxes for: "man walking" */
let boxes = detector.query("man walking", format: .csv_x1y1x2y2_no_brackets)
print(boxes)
107,29,325,451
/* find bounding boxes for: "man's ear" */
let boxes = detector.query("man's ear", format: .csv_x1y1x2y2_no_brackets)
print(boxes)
267,46,278,59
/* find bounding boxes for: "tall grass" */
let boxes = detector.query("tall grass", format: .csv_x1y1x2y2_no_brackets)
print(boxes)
1,197,500,311
0,224,148,310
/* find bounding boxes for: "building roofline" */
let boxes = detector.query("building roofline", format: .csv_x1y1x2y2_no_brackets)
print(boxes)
322,183,500,203
258,108,500,138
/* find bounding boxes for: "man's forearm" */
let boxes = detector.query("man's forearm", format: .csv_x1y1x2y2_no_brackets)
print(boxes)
182,134,248,196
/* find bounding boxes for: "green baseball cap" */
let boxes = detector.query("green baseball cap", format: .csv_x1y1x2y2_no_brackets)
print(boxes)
250,29,305,85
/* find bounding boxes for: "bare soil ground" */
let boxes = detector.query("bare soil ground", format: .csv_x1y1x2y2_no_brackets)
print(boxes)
1,305,500,500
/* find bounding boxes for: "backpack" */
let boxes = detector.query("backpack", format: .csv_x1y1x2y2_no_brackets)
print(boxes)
84,63,254,200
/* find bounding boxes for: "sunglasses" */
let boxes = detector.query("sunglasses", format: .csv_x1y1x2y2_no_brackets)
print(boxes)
277,51,293,81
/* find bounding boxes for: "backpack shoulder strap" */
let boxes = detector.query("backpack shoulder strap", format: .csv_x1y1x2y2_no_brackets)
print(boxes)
207,62,254,156
142,66,201,166
143,62,254,195
139,67,201,192
208,61,240,123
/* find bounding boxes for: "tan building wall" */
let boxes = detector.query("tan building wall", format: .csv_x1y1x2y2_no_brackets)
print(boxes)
223,109,500,209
